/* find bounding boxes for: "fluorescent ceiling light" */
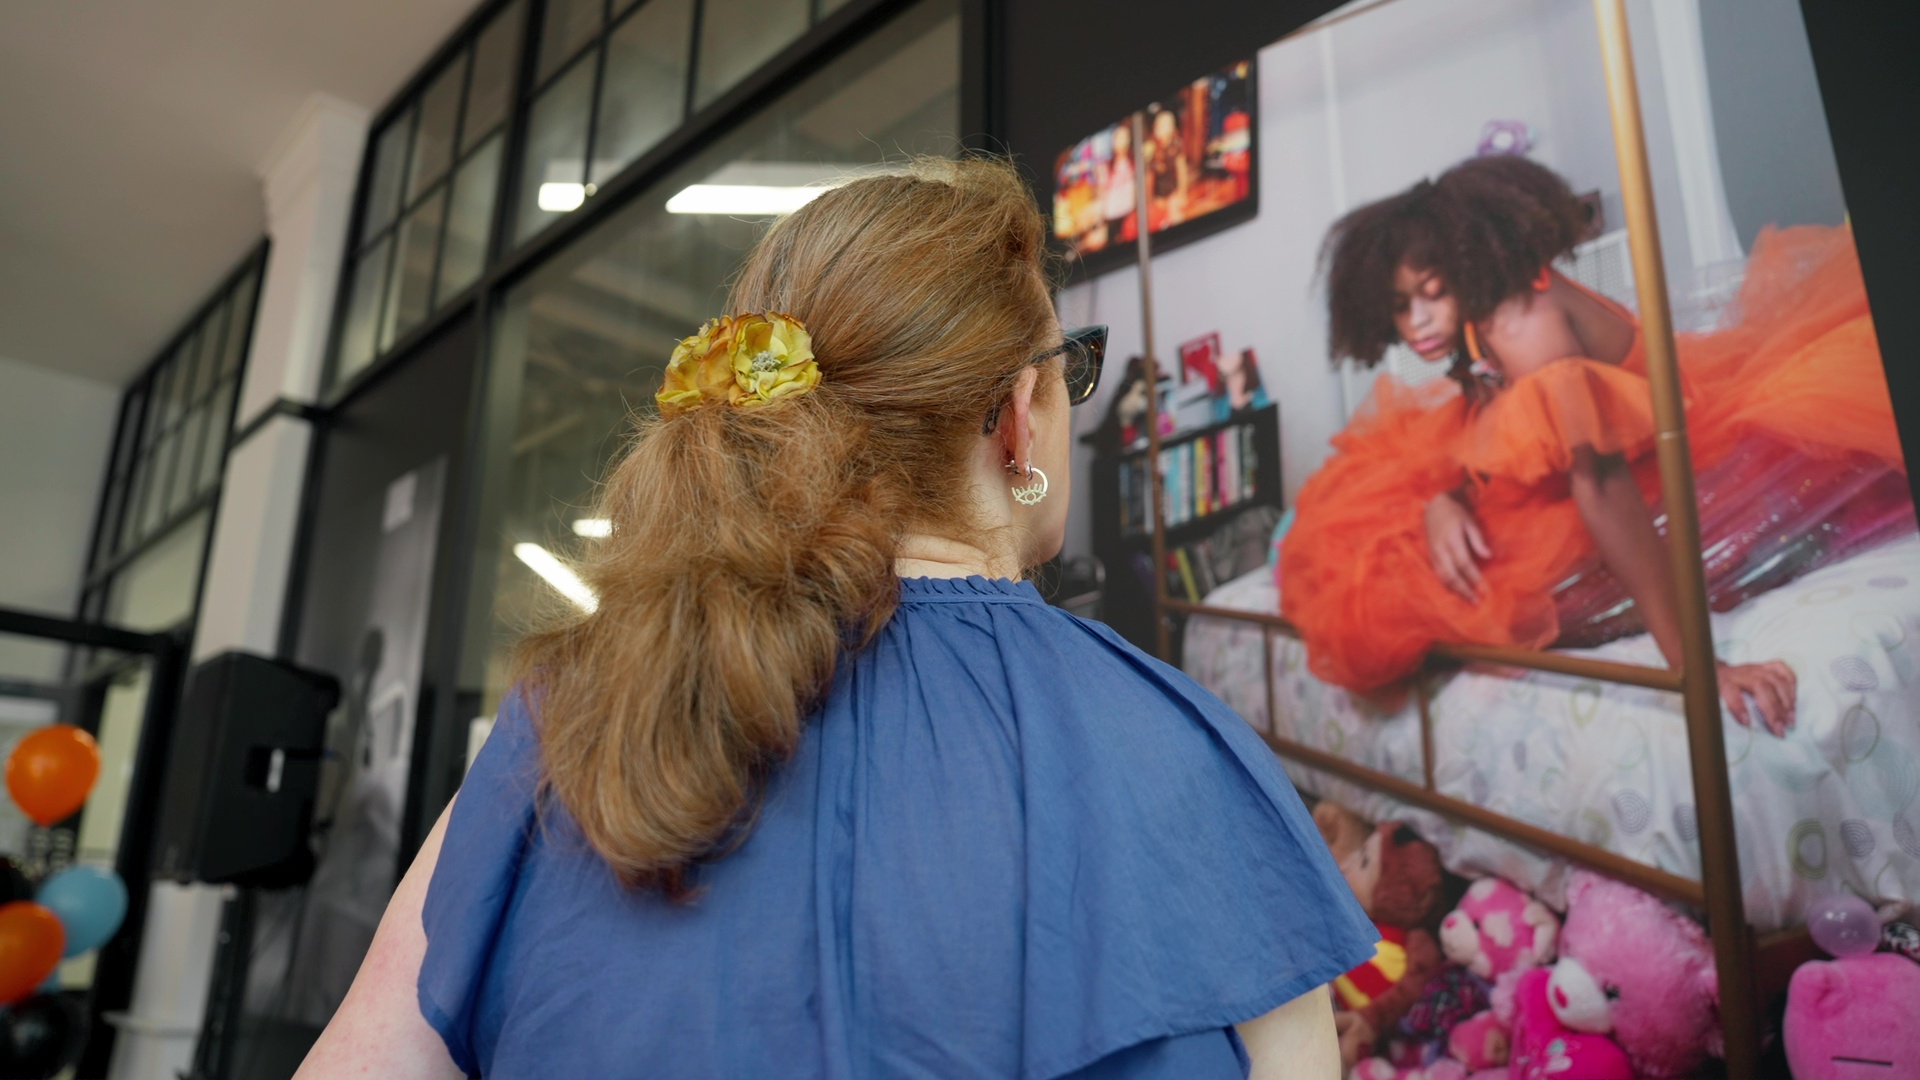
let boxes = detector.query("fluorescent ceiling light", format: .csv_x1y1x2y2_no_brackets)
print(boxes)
572,517,612,538
514,542,598,612
664,161,893,217
666,184,829,216
539,182,587,212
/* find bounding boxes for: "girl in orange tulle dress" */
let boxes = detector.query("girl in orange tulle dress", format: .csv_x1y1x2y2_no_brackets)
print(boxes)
1278,156,1913,734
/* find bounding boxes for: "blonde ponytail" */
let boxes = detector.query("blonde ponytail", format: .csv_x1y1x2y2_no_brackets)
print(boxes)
512,157,1055,892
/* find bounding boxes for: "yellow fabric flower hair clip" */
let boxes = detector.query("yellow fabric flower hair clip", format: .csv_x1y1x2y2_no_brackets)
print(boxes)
655,313,820,416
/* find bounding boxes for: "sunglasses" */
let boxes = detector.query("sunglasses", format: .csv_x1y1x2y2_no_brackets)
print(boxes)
1039,324,1109,406
982,325,1109,435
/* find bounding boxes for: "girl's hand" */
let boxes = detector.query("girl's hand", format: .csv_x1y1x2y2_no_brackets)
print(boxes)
1424,492,1491,603
1718,660,1797,736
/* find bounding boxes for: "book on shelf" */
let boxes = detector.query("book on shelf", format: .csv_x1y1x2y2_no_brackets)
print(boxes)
1132,503,1282,602
1119,416,1263,537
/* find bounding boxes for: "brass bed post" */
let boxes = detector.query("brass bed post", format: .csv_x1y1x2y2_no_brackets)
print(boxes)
1133,110,1172,661
1416,679,1436,792
1593,0,1757,1071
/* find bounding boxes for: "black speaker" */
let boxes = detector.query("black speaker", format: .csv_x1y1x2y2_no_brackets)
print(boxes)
154,651,339,886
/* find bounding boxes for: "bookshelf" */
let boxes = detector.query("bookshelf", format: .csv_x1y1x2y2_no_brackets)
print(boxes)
1084,403,1283,657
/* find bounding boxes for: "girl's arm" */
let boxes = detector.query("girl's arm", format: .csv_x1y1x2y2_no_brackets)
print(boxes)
1568,446,1796,733
1237,985,1340,1080
295,799,463,1080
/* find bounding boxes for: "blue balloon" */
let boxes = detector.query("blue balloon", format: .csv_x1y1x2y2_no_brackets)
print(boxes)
35,866,127,958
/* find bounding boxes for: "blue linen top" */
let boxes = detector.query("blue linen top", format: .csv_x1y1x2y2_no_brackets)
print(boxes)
419,576,1376,1078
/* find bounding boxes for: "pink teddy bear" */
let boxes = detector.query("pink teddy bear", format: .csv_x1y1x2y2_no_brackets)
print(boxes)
1436,876,1560,1071
1441,877,1560,1009
1505,966,1633,1079
1543,870,1721,1078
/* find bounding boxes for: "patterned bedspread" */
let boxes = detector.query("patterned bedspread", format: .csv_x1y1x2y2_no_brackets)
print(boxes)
1183,536,1920,932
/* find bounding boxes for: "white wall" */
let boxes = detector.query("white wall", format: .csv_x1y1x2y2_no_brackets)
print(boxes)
1058,0,1714,562
0,354,117,680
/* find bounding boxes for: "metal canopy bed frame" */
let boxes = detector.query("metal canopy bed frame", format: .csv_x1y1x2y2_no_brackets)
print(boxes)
1122,2,1792,1071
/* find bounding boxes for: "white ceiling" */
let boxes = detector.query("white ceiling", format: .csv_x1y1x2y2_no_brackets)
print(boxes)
0,0,481,387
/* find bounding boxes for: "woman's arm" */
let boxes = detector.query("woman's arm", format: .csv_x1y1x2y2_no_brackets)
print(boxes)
1237,985,1339,1080
1568,446,1797,733
296,799,462,1080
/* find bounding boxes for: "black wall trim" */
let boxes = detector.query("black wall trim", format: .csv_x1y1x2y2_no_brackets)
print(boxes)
1001,0,1339,186
0,606,168,654
229,397,328,452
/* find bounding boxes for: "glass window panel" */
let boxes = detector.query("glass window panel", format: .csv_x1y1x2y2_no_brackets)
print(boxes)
163,332,201,430
591,0,694,185
111,387,146,481
140,432,181,536
105,511,211,632
336,236,393,384
173,406,211,517
515,57,596,244
364,110,415,235
381,189,447,350
538,0,604,84
120,458,153,550
464,0,525,149
91,477,125,572
220,268,260,380
467,0,959,712
190,299,228,404
75,659,153,869
441,134,504,299
198,381,238,495
143,364,174,448
694,0,810,109
409,55,468,204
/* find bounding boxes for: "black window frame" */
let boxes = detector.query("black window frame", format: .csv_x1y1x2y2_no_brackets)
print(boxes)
321,0,987,399
77,242,269,635
328,0,531,391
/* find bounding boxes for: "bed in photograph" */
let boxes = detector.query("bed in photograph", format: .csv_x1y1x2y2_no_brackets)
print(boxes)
1183,534,1920,934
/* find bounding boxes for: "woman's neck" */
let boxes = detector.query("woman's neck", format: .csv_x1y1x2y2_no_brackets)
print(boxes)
894,532,1017,581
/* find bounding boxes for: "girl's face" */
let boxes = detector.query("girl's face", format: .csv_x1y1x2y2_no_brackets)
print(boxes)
1111,123,1131,158
1392,260,1460,362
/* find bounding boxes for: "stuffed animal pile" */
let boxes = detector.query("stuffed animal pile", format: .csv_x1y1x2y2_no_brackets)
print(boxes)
1312,801,1729,1080
1314,800,1920,1079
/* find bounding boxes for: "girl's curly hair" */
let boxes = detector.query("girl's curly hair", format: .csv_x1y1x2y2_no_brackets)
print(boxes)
1321,155,1592,368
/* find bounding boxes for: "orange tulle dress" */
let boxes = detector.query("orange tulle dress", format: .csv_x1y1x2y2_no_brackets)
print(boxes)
1279,225,1915,692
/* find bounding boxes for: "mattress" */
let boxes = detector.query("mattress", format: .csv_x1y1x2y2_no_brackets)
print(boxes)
1183,535,1920,933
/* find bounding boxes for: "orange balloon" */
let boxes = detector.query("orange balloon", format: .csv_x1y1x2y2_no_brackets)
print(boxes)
5,724,101,827
0,901,64,1004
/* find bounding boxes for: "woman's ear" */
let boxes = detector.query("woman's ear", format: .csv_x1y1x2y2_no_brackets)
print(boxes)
1001,366,1039,474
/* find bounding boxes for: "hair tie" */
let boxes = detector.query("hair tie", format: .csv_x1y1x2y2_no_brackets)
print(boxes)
656,313,819,415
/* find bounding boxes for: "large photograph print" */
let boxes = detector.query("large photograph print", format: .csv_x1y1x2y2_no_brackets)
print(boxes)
1063,0,1918,933
1052,59,1255,271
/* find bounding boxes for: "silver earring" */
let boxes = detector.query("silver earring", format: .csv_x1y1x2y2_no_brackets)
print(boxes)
1010,465,1049,506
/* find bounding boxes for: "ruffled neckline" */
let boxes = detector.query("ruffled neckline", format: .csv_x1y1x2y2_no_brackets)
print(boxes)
896,575,1044,605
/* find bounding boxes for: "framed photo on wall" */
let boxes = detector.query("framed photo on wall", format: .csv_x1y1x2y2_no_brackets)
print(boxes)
1052,59,1257,277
